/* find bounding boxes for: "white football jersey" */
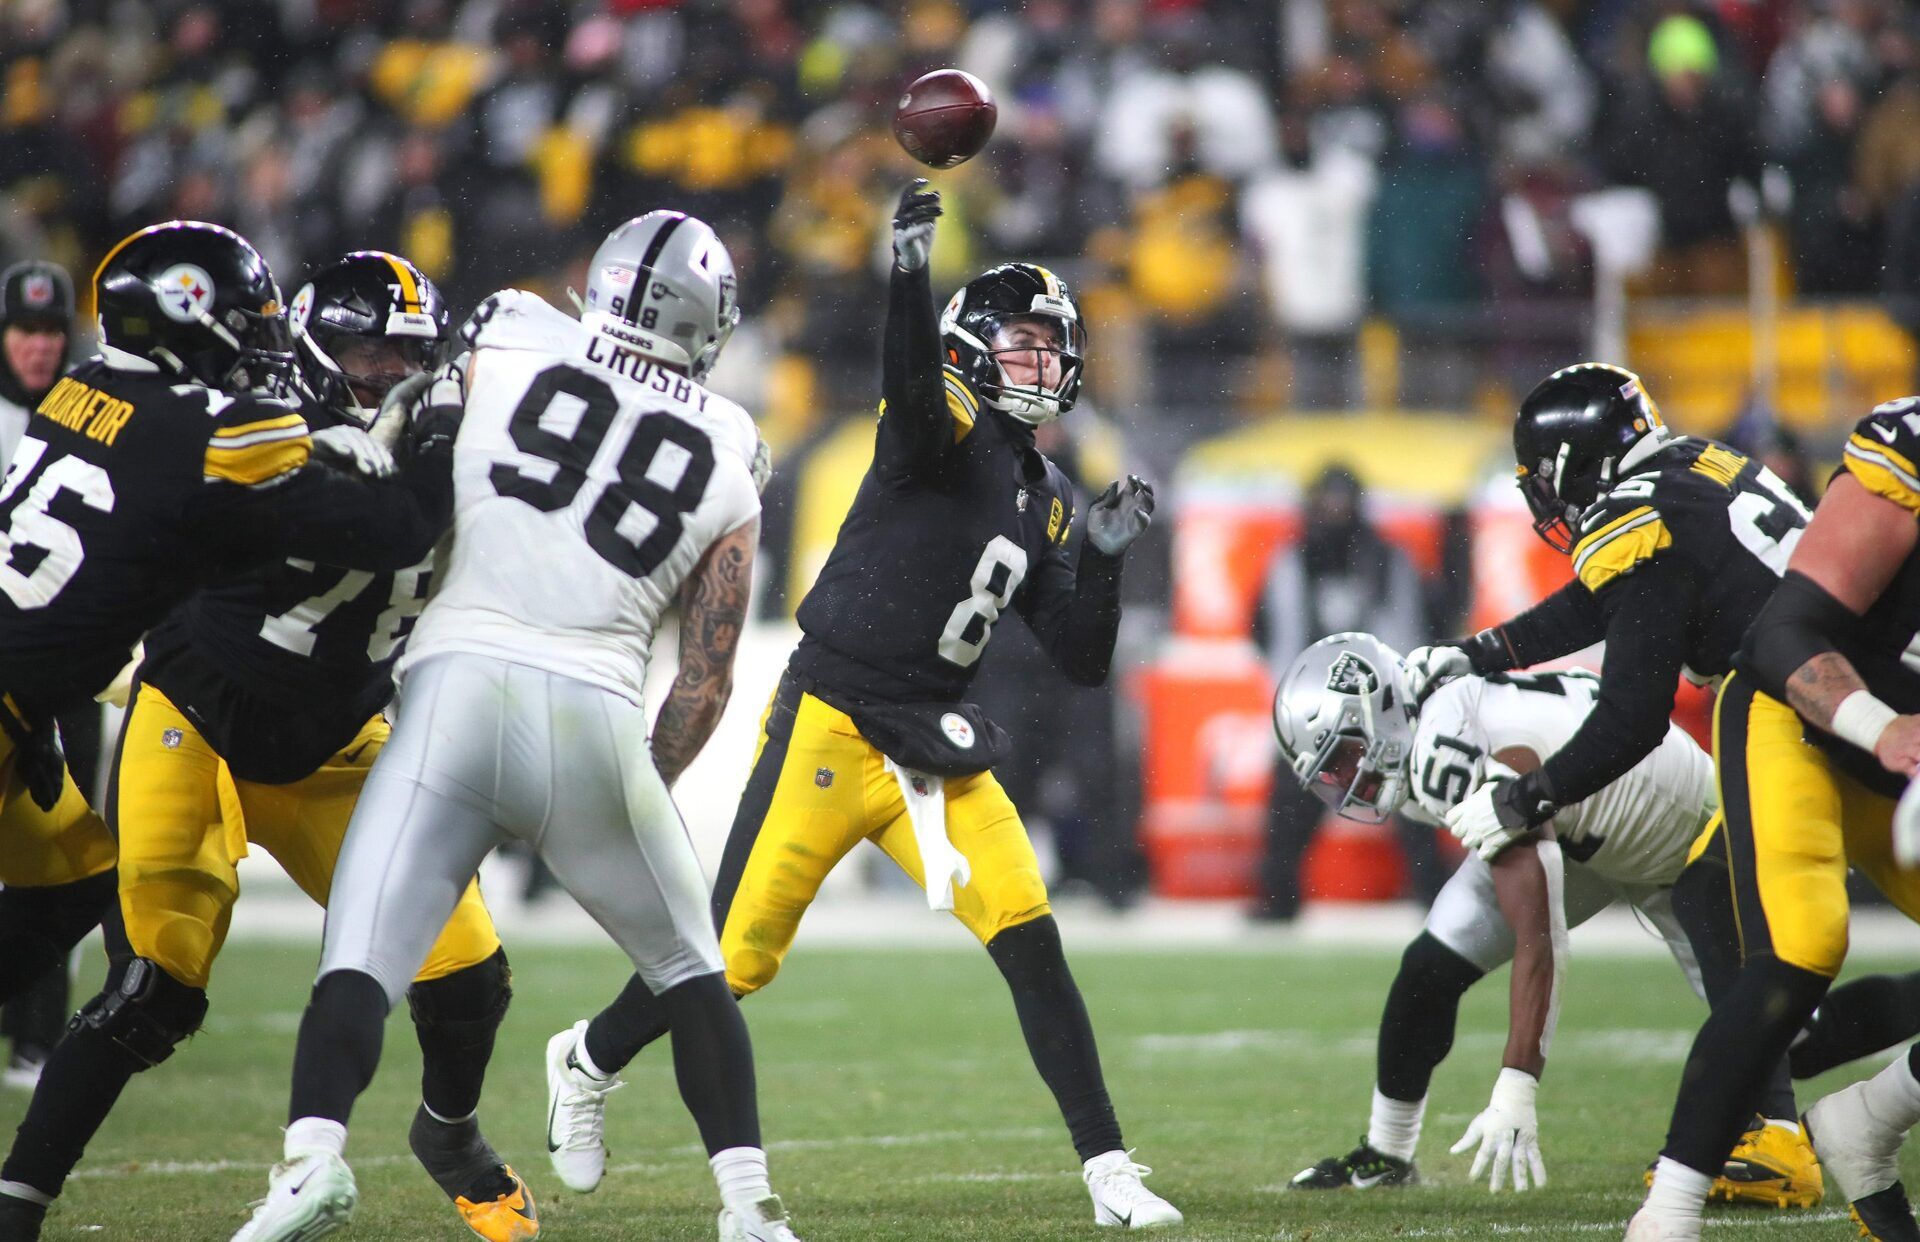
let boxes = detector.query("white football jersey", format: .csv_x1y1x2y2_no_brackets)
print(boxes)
1406,670,1715,887
401,290,760,705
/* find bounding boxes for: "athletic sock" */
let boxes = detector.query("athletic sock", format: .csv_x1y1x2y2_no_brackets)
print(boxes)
585,972,673,1075
1855,1046,1920,1133
407,950,510,1122
288,970,391,1126
1367,1087,1425,1161
571,1034,614,1083
1375,933,1483,1103
710,1146,772,1209
0,1023,140,1200
1790,971,1920,1079
1646,1157,1711,1221
986,916,1123,1162
284,1117,347,1161
662,973,762,1154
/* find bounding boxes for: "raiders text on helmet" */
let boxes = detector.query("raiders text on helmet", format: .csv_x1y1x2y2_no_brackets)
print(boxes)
940,263,1086,425
291,251,449,425
580,211,739,381
1272,632,1416,824
1513,362,1670,552
95,221,294,394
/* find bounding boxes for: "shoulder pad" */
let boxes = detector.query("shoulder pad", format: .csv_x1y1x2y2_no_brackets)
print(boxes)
701,391,761,465
1844,398,1920,514
943,364,980,442
463,289,584,356
202,396,311,487
1571,483,1671,594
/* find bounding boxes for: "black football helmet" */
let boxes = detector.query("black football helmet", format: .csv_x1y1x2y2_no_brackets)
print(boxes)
290,251,448,425
940,263,1086,425
1513,362,1670,552
95,221,294,394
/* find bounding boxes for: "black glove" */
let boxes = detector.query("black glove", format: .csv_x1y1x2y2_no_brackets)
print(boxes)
893,179,942,272
1087,475,1156,556
1497,767,1560,829
0,701,65,812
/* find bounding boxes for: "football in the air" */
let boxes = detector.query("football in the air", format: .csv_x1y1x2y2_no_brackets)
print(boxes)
892,69,997,169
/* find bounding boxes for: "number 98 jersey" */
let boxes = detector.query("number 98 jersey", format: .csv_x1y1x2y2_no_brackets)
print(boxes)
401,293,761,705
1409,671,1716,886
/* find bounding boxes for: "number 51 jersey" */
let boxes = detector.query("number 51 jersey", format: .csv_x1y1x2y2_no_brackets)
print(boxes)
1408,670,1716,887
401,292,761,705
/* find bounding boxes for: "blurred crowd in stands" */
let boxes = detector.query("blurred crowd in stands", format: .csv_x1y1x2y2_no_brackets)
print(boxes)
5,0,1920,436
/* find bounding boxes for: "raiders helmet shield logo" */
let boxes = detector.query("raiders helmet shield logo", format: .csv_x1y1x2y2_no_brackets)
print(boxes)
1326,652,1379,696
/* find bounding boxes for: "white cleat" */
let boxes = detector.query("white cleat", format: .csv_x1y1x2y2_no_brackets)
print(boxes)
718,1193,803,1241
545,1020,623,1194
1623,1208,1700,1241
1085,1150,1183,1228
1804,1076,1906,1201
230,1151,357,1242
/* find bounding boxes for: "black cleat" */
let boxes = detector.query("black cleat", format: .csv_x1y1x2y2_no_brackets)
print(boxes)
1852,1183,1920,1242
0,1193,45,1242
1289,1138,1418,1190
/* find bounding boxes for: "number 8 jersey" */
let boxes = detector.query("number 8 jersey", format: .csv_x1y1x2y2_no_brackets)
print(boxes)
401,291,761,704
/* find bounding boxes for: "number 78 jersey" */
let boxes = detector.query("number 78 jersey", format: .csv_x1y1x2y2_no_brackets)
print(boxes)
402,318,761,705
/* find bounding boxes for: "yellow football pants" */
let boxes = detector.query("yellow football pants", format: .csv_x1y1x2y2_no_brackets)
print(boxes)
716,677,1052,996
114,681,500,990
1712,671,1920,978
0,723,115,889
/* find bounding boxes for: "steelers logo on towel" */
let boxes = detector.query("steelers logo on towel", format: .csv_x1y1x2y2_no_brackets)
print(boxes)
155,264,216,323
941,712,975,749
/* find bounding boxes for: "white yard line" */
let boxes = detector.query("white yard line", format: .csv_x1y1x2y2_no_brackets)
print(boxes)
1357,1209,1855,1237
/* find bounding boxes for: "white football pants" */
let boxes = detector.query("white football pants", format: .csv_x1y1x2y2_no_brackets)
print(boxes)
1425,850,1706,1000
318,652,723,1004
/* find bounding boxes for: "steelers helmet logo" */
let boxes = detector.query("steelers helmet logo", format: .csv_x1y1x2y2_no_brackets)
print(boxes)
1326,652,1379,696
155,263,216,323
289,282,315,336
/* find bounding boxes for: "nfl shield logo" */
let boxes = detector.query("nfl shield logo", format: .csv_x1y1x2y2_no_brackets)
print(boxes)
22,274,53,308
911,776,930,796
161,728,183,749
815,767,834,788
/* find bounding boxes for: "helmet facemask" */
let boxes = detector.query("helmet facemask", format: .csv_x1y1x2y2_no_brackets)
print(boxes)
170,304,295,397
976,314,1084,425
290,264,445,426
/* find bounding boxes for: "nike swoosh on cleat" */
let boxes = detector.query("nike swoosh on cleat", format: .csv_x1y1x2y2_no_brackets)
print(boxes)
546,1096,562,1153
1350,1171,1393,1189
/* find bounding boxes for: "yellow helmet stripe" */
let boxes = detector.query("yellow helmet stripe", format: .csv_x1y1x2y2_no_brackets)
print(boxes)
1031,264,1060,299
376,252,423,312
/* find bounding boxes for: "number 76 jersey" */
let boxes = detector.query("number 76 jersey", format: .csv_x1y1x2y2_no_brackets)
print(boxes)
401,304,761,705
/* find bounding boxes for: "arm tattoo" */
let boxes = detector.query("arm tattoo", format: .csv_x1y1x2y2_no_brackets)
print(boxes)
652,526,754,786
1787,650,1870,732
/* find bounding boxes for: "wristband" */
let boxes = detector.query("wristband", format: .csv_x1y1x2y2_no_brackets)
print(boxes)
1832,690,1898,754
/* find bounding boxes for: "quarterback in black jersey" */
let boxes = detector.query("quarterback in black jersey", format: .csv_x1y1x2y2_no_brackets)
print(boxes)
1630,399,1920,1242
0,230,496,1242
538,183,1180,1228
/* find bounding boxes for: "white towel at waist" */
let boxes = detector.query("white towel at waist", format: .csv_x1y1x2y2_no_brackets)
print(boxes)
882,757,972,911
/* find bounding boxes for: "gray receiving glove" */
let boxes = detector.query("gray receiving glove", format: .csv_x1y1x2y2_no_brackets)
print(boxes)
309,424,397,479
892,179,942,272
1087,474,1155,556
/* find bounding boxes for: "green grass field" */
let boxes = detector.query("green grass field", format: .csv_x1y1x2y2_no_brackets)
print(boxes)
12,938,1911,1241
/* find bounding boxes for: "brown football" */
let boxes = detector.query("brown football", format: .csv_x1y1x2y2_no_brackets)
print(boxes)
892,69,997,169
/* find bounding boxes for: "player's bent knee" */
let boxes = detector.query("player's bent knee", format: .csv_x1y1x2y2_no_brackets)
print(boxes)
724,955,775,998
70,957,209,1070
1773,916,1849,980
1398,931,1487,998
406,947,511,1043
